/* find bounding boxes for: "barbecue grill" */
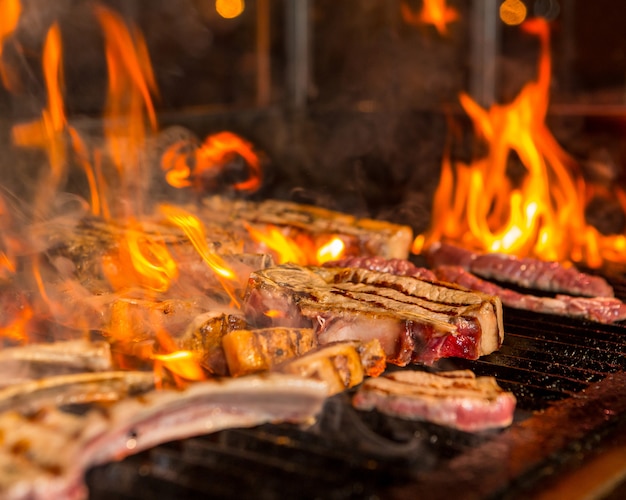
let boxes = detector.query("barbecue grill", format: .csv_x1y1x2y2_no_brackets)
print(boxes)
83,274,626,500
2,1,626,499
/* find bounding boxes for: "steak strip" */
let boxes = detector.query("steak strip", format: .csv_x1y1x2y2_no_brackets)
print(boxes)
353,369,516,432
426,242,614,298
434,265,626,324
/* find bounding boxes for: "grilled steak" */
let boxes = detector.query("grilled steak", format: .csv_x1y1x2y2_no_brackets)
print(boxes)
276,340,386,395
0,374,328,500
244,264,504,365
223,327,317,376
353,369,516,432
201,196,414,260
434,265,626,323
426,242,614,298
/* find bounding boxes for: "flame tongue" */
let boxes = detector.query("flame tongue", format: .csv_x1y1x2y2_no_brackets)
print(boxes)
0,0,20,89
401,0,459,35
417,19,626,268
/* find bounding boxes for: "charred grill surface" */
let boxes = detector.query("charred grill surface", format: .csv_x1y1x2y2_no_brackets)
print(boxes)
86,274,626,500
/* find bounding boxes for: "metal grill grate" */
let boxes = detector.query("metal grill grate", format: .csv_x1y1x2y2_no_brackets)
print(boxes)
87,276,626,500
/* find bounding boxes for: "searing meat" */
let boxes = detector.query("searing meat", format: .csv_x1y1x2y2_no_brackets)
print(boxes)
434,265,626,323
353,369,516,432
223,327,317,376
276,340,386,395
244,264,504,365
426,242,614,298
178,311,250,375
325,255,437,280
0,374,328,500
201,195,414,260
0,371,155,414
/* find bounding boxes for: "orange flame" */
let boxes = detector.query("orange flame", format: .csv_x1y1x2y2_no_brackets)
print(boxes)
244,223,307,265
161,131,262,193
153,328,205,386
103,221,179,293
0,304,32,343
415,18,626,268
153,350,206,382
160,204,240,305
0,0,21,90
264,309,286,319
401,0,459,36
95,5,158,212
316,237,346,264
12,22,67,211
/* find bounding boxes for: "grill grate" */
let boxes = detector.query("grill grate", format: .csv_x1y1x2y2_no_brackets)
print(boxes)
87,277,626,499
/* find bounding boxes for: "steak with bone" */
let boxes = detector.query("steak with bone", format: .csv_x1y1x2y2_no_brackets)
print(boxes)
352,369,516,432
0,371,155,414
244,263,504,365
426,242,614,298
434,265,626,323
0,374,328,500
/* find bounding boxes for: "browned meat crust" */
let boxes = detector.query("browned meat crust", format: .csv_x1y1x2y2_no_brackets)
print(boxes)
353,369,516,432
244,264,504,365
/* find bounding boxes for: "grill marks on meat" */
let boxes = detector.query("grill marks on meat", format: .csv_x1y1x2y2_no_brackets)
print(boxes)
427,242,614,298
244,264,504,365
434,266,626,323
223,327,317,376
0,374,328,500
352,369,516,432
276,340,386,395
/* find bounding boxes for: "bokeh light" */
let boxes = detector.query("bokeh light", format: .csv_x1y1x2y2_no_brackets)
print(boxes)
500,0,527,26
216,0,245,19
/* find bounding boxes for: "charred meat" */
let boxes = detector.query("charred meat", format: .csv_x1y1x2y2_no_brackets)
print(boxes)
223,327,317,376
426,242,614,298
276,339,386,395
244,264,504,365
